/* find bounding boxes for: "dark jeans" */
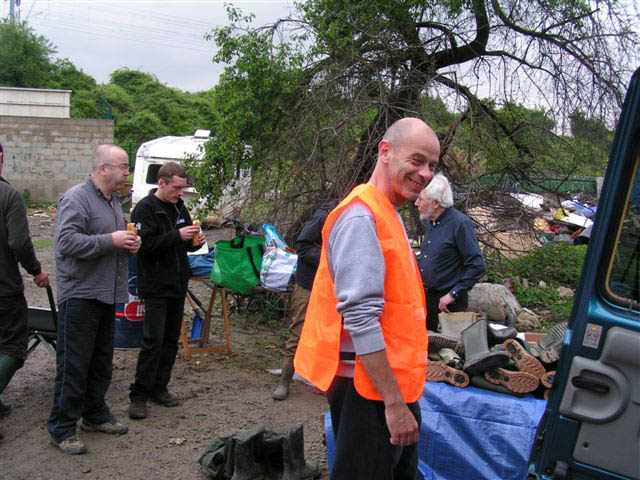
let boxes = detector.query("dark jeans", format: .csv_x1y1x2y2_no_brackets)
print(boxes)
129,296,184,401
426,289,468,332
327,376,422,480
0,293,28,364
48,298,115,443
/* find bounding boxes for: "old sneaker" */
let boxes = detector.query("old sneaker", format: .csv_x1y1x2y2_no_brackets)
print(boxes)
150,391,180,407
128,400,148,419
51,435,88,455
80,418,128,435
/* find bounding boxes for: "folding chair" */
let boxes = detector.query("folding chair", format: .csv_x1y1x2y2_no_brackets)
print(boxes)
26,286,58,359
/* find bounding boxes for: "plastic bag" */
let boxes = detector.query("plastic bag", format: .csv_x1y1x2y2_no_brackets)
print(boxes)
262,224,289,249
210,235,265,294
260,245,297,292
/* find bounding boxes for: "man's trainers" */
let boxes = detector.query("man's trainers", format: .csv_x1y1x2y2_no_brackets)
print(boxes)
150,391,180,407
51,435,88,455
128,400,148,419
80,418,128,435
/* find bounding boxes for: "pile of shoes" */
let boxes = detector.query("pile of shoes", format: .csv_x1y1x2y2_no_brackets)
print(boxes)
427,318,567,400
199,423,320,480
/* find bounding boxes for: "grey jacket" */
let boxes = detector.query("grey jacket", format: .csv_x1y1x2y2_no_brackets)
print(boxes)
0,177,41,296
55,178,128,305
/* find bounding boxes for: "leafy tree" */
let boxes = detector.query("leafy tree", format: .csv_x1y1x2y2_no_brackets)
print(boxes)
0,20,55,87
195,1,638,240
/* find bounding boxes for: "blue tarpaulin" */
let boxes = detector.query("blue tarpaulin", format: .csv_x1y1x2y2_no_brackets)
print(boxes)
324,382,547,480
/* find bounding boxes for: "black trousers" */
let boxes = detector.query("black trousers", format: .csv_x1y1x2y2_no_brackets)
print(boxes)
0,293,28,364
426,289,468,332
48,298,115,442
129,296,184,401
327,376,422,480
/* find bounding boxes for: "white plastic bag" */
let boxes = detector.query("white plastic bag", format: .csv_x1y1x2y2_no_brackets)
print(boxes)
260,246,297,291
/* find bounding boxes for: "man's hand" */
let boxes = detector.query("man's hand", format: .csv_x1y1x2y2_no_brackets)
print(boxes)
385,401,419,446
179,225,201,241
195,232,206,246
439,293,456,313
33,271,50,288
112,230,140,253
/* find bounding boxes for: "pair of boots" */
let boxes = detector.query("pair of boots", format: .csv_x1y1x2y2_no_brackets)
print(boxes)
272,357,295,401
0,354,22,441
199,424,319,480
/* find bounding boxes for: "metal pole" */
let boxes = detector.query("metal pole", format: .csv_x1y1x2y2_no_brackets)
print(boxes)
9,0,15,22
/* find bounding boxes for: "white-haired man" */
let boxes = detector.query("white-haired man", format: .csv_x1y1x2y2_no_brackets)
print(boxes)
415,174,485,332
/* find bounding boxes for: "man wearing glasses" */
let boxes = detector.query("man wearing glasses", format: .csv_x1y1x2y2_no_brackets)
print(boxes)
48,144,140,455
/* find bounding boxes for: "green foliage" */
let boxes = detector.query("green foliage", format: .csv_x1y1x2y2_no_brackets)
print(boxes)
22,189,31,206
0,20,55,87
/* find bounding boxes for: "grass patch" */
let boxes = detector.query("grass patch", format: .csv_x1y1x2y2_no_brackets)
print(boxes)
32,238,54,250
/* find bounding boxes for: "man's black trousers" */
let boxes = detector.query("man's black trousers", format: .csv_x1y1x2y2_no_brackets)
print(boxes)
426,289,469,332
327,375,422,480
48,298,115,443
129,296,184,401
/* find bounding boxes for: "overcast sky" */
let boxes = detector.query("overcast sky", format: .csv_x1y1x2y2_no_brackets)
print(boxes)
2,0,295,92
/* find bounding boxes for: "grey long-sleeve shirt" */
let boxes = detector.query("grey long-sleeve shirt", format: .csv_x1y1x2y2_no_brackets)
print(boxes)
55,178,129,305
0,177,41,296
327,203,413,356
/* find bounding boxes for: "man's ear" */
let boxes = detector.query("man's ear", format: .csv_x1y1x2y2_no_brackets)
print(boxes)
378,139,392,165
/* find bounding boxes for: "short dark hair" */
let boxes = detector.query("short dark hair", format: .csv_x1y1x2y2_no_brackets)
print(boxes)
157,162,186,182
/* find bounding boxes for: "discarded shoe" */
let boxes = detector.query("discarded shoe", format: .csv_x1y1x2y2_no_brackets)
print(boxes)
487,324,518,346
0,399,11,417
151,390,180,407
428,331,464,355
81,418,128,435
128,400,148,419
484,368,539,393
51,435,88,455
462,320,511,376
471,375,525,397
273,357,295,401
530,322,567,365
282,424,320,480
427,361,470,387
541,371,555,389
503,339,546,378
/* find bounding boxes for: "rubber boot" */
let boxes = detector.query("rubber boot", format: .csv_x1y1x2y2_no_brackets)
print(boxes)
231,425,266,480
502,339,545,378
471,375,526,397
439,312,477,341
0,355,21,417
428,331,464,355
461,320,510,376
282,424,319,480
272,357,295,401
486,323,518,346
262,431,285,478
530,322,567,365
427,361,470,387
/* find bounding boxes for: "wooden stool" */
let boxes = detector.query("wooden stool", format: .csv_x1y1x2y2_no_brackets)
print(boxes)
180,278,232,359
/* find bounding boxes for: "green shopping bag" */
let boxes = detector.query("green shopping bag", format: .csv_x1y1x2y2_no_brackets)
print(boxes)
210,235,265,294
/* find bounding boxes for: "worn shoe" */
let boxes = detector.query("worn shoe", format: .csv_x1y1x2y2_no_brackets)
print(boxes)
50,435,88,455
484,368,539,393
428,331,464,355
150,391,180,407
128,400,148,419
541,371,555,389
0,399,11,417
428,361,470,387
503,339,546,378
81,418,128,435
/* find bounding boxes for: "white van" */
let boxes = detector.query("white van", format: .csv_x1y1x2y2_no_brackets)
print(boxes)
131,129,210,207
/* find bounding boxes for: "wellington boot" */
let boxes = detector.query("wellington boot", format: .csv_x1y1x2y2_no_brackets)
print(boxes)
272,358,295,401
428,331,464,355
541,371,555,389
484,368,539,393
486,323,518,346
0,354,21,416
462,320,510,376
262,431,285,478
427,361,470,387
470,375,526,397
530,322,567,365
439,312,477,341
231,425,266,480
503,339,546,378
282,424,320,480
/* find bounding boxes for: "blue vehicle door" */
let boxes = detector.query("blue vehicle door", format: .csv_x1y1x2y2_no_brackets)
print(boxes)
528,67,640,480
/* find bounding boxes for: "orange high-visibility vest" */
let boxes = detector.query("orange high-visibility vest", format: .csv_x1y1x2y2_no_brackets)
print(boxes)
294,183,427,403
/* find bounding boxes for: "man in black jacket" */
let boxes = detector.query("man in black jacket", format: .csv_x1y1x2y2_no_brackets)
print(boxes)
128,162,204,419
272,200,337,400
0,142,49,439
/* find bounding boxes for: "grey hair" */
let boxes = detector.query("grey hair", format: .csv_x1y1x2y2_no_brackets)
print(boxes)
91,144,127,171
424,173,453,208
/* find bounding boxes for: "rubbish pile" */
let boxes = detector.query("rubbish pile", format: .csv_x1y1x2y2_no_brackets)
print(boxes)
427,313,567,400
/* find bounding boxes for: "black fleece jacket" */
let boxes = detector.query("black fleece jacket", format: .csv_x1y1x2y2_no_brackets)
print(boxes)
131,191,200,299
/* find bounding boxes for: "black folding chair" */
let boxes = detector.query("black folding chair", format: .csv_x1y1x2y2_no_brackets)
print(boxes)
26,285,58,359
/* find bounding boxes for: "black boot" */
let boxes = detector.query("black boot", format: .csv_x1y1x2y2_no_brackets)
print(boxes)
272,358,295,401
0,355,21,417
486,324,518,346
231,425,266,480
462,320,510,376
282,424,319,480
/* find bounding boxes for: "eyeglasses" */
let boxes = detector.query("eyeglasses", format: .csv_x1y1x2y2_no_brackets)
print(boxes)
104,163,129,171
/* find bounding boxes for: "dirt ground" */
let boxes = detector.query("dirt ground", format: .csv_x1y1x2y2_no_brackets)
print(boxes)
1,207,329,480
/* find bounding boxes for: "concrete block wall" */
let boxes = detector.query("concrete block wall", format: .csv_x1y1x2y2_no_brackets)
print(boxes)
0,115,114,201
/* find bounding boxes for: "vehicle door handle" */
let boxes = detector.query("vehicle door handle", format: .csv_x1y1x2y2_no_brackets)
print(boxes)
571,375,610,394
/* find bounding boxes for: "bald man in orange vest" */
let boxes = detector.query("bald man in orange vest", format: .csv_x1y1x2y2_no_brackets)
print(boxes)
295,118,440,479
